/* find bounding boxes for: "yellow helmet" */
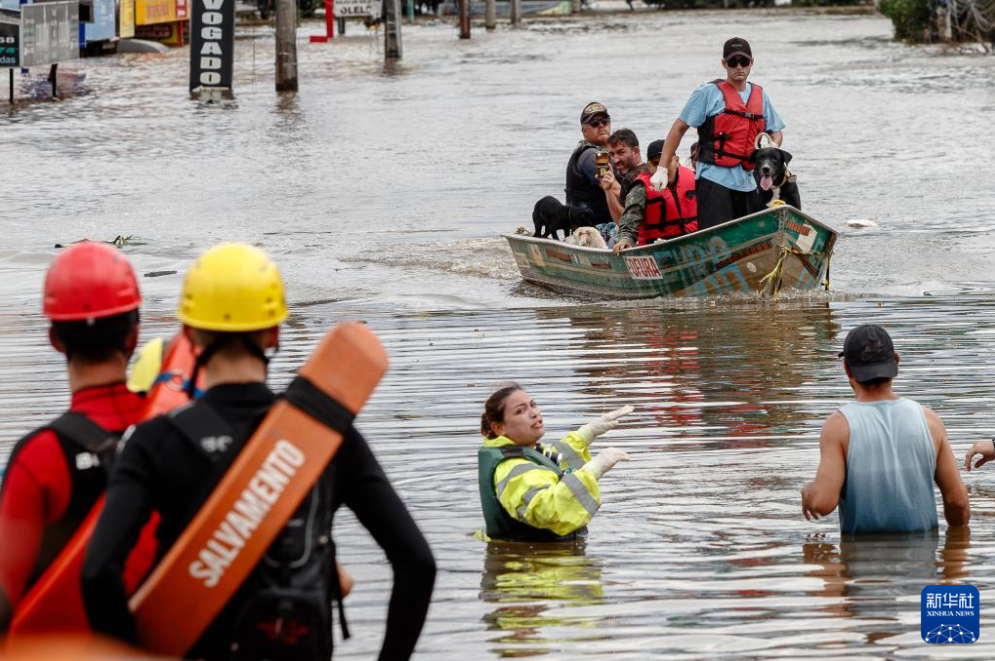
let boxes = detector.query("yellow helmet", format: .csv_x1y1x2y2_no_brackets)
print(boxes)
178,243,288,332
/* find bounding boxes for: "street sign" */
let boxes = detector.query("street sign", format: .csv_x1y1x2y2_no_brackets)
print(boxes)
189,0,235,97
0,13,18,68
20,2,79,67
334,0,382,19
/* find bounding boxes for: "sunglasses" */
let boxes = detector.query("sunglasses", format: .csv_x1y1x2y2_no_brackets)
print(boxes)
727,57,752,68
586,117,611,128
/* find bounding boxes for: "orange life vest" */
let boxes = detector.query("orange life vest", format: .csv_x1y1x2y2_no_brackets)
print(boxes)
697,79,765,171
635,167,699,244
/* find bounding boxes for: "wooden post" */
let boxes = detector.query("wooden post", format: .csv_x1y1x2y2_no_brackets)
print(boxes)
459,0,470,38
275,0,298,91
938,6,953,42
485,0,495,29
48,63,57,99
510,0,521,25
571,0,580,13
385,0,402,59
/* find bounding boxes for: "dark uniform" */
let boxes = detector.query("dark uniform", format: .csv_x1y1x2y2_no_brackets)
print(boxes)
82,383,436,660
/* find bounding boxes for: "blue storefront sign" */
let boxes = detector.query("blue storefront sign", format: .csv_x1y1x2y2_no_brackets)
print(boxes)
921,585,980,644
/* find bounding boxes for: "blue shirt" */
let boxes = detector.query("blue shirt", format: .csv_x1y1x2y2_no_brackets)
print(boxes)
837,398,939,535
678,81,785,192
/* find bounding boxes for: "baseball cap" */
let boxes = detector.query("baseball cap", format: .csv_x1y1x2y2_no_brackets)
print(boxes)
647,139,665,161
838,324,898,383
723,37,752,61
580,102,610,125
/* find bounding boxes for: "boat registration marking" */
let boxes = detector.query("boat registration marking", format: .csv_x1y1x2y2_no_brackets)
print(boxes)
794,224,816,253
624,256,662,280
528,245,545,267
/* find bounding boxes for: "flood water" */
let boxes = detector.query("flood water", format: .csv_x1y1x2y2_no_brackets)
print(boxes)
2,7,995,659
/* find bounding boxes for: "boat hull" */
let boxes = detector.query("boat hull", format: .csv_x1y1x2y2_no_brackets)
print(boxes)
504,206,837,299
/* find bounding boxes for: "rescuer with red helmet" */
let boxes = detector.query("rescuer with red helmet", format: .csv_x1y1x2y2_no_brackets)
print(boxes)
0,242,143,632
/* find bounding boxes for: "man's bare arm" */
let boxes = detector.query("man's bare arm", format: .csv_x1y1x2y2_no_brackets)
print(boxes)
925,407,970,526
801,412,848,520
659,120,690,186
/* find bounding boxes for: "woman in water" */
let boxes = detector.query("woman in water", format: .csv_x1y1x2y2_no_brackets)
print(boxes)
478,383,632,542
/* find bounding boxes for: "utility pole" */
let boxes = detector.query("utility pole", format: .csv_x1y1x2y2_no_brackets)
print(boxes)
485,0,495,29
385,0,403,59
275,0,298,91
510,0,521,25
459,0,470,38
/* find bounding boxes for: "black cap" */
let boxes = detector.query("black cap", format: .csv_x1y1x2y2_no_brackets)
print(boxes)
580,101,610,125
647,139,665,161
838,324,898,383
723,37,752,61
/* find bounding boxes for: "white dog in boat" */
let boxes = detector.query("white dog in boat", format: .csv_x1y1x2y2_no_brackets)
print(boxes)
563,227,609,250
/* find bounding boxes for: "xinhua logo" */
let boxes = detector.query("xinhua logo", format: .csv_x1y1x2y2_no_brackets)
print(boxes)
921,585,979,644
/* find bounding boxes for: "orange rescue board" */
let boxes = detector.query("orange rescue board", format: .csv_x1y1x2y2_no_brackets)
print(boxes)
130,323,388,658
7,333,200,642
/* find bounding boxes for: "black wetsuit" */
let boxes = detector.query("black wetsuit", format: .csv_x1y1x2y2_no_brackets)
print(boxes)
82,383,436,661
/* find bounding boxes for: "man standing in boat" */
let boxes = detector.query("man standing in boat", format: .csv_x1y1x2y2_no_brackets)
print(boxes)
654,38,784,230
800,325,970,534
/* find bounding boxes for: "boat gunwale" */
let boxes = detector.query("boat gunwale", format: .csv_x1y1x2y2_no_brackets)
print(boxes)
501,205,838,255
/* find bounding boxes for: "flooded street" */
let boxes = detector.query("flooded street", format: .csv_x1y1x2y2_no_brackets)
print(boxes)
3,7,995,659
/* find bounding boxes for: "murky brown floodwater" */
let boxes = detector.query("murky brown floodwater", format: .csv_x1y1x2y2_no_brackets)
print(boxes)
3,7,995,659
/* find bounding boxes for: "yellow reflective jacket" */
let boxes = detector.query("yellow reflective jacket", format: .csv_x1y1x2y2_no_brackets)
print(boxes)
483,431,601,538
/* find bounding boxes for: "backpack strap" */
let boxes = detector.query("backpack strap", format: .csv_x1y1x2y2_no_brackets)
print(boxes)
166,402,237,460
166,402,248,525
48,412,119,457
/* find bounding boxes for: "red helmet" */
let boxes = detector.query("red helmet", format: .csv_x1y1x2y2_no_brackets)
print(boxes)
43,242,142,322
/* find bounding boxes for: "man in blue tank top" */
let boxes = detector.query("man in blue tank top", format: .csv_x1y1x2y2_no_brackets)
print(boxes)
801,325,970,534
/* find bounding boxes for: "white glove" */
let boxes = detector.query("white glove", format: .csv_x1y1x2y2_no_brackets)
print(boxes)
578,405,634,445
583,447,631,480
649,166,668,192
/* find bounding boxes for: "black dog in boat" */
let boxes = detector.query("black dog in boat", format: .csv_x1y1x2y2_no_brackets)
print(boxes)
532,196,599,240
751,146,801,209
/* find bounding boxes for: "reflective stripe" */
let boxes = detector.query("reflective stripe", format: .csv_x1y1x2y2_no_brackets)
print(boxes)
552,439,585,470
496,462,555,499
562,472,600,518
522,485,550,508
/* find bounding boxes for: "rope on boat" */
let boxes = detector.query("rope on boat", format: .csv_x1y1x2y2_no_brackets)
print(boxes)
759,245,790,299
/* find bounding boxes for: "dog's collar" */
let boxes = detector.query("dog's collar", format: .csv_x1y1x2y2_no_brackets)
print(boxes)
777,168,796,188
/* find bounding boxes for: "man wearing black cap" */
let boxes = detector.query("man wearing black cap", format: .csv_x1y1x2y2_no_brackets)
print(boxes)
801,325,969,535
613,139,699,254
654,38,785,231
565,101,617,225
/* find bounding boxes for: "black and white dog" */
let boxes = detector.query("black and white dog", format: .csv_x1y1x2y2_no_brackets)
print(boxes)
751,139,801,209
532,196,598,240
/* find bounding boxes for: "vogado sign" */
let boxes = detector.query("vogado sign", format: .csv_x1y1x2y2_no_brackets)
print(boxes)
189,0,234,97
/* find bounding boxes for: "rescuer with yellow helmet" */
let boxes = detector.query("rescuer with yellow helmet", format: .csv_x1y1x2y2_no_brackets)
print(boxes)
83,243,435,661
478,383,634,541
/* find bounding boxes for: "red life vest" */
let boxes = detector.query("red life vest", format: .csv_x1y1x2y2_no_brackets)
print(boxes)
697,79,765,171
635,167,699,244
